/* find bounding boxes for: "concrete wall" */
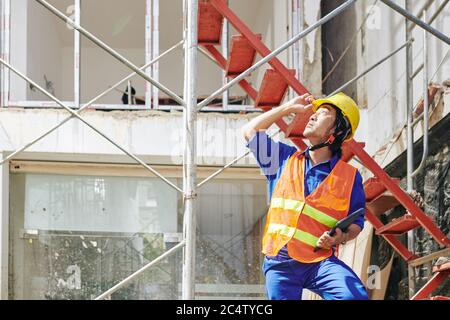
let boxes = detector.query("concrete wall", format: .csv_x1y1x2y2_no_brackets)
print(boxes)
0,108,259,167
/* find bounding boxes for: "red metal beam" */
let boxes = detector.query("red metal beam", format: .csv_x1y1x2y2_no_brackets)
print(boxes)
350,140,450,247
365,208,418,261
411,271,449,300
203,45,258,100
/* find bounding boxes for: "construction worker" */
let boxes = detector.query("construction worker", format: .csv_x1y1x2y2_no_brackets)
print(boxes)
241,92,369,300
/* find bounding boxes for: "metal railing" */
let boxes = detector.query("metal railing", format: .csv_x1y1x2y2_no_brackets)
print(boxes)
0,0,448,300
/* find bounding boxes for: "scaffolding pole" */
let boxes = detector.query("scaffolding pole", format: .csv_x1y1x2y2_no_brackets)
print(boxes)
405,0,415,299
152,0,159,109
34,0,185,106
145,0,152,109
221,0,229,110
0,40,183,165
411,11,429,178
0,0,10,107
181,0,198,300
74,0,81,109
380,0,450,45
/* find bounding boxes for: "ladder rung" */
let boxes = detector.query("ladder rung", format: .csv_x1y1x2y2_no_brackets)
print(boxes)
363,177,401,202
198,2,224,45
254,69,295,108
366,192,401,216
226,35,260,76
375,214,420,235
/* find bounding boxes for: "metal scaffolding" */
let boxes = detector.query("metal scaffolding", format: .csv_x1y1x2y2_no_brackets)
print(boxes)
0,0,448,300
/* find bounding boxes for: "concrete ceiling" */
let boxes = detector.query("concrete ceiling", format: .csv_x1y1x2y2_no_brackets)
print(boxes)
42,0,264,49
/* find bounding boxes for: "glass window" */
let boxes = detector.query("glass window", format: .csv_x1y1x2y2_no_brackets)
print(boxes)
9,169,267,299
23,174,177,233
195,179,267,299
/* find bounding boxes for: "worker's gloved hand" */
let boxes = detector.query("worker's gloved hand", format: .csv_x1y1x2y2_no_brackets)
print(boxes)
281,93,315,115
316,228,345,250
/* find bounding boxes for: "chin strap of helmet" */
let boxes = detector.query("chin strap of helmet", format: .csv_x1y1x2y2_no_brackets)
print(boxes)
309,135,336,151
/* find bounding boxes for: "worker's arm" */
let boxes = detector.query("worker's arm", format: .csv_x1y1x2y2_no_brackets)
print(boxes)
241,93,314,141
316,224,362,249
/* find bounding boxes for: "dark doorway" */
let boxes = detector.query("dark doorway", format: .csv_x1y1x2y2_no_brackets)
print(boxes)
321,0,357,98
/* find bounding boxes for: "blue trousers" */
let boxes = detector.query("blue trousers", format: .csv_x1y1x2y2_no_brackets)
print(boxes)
263,255,369,300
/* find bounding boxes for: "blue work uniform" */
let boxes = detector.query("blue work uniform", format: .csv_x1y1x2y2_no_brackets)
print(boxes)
247,131,369,300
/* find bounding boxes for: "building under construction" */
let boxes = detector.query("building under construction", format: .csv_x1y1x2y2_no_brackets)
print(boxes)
0,0,449,300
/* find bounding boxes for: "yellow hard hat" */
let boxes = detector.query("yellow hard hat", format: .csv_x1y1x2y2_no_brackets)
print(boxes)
311,92,360,141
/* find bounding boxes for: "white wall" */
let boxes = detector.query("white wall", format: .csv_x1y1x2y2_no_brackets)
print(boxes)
357,0,450,156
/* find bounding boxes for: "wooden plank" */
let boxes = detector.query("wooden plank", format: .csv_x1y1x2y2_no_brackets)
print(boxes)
369,254,394,300
408,247,450,267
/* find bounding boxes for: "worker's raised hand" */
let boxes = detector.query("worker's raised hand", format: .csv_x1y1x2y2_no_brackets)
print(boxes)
316,228,345,250
281,93,315,115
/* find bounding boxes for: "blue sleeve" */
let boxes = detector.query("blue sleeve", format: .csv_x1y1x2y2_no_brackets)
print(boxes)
348,170,366,230
246,131,297,180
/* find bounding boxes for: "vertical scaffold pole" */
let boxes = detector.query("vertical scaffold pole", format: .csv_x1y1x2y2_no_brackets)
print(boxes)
74,0,81,109
152,0,159,109
405,0,415,299
221,0,229,109
181,0,198,300
145,0,152,108
1,0,11,107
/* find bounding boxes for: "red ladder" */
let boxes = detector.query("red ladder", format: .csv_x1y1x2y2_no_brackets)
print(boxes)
198,0,450,299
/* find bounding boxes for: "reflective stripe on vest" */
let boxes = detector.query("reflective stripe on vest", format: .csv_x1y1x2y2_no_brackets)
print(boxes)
270,197,338,228
267,223,319,248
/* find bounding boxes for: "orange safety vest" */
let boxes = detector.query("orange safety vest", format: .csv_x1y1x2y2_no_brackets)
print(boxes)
262,150,357,263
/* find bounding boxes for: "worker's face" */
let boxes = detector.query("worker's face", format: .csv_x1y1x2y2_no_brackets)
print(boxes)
303,104,336,142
